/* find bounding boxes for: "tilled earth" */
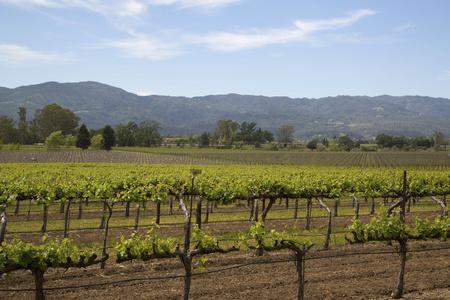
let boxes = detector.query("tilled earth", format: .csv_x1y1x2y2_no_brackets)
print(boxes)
1,211,449,299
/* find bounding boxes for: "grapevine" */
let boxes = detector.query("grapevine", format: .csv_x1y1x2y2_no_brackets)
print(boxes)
0,235,108,300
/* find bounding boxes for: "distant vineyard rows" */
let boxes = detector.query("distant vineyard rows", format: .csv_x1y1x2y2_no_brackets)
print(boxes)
2,149,450,168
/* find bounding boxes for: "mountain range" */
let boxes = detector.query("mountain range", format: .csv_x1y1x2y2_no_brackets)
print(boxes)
1,81,449,140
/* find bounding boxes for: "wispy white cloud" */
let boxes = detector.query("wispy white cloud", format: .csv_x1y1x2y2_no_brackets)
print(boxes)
0,0,242,15
147,0,243,9
393,23,413,32
0,44,72,65
193,9,377,51
0,0,145,18
0,0,62,7
102,34,183,60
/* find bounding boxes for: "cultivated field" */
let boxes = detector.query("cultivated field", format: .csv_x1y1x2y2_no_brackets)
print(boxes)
1,149,449,299
2,148,450,168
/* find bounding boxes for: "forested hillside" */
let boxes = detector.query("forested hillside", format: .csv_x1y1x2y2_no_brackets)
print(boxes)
1,81,449,139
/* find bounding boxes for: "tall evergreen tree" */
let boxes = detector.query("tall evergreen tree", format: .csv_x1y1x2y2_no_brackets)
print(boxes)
198,132,210,148
76,124,90,150
102,125,115,150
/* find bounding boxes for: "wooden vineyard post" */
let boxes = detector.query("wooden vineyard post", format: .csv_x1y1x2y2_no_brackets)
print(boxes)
134,204,140,230
124,201,130,217
99,201,107,229
189,168,202,223
293,198,299,219
181,168,201,300
78,198,83,219
196,196,203,229
400,171,407,222
32,268,46,300
294,245,314,300
40,204,48,233
353,196,359,219
0,206,6,244
391,238,407,299
305,198,312,230
168,195,173,215
333,199,338,217
155,201,161,225
27,198,31,220
204,199,209,224
370,197,375,214
254,199,259,222
248,197,255,221
59,200,64,214
315,195,332,250
391,170,408,299
101,200,114,269
14,199,20,215
63,199,72,239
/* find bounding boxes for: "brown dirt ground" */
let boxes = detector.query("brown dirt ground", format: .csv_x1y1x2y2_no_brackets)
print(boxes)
1,211,449,299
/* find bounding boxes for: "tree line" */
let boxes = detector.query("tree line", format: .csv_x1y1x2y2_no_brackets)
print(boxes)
0,104,446,151
375,132,447,150
0,104,292,150
0,104,162,150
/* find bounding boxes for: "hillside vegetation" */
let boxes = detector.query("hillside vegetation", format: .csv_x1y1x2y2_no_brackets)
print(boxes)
1,81,450,139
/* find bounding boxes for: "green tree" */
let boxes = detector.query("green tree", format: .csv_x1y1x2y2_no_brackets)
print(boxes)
28,123,41,144
237,121,257,144
198,132,210,148
65,134,76,148
0,139,2,150
306,139,318,150
210,131,219,147
137,121,162,147
45,131,65,150
17,107,28,144
375,134,394,148
393,136,410,149
277,125,295,146
115,122,138,147
76,124,91,150
0,116,17,144
433,131,445,150
188,133,196,148
90,134,104,150
269,142,279,151
262,130,274,143
33,103,80,138
215,119,239,149
102,125,115,150
89,128,103,139
338,135,354,151
411,135,433,149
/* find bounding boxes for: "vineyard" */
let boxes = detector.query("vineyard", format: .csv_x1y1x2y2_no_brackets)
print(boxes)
2,148,450,168
1,152,450,299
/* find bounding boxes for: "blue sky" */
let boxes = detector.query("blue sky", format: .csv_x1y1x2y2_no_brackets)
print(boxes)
1,0,449,99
